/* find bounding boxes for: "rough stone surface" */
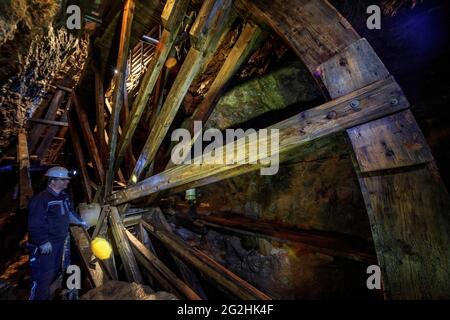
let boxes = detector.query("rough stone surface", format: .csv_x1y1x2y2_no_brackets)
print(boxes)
0,0,88,150
200,230,375,299
81,280,178,300
205,61,320,130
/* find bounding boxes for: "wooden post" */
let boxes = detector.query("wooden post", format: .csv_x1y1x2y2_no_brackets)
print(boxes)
141,220,271,300
115,0,190,171
126,229,202,300
68,115,93,203
70,226,110,288
29,90,66,153
108,206,144,283
71,92,105,185
105,0,136,196
94,67,107,166
17,129,33,209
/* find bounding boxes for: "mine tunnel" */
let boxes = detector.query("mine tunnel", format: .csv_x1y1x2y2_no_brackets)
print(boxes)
0,0,449,301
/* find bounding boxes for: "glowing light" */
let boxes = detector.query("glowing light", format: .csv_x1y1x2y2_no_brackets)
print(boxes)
165,57,178,69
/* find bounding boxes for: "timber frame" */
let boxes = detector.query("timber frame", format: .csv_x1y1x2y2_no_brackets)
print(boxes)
57,0,450,299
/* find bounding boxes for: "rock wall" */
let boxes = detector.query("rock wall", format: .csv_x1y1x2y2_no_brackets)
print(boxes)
0,0,88,151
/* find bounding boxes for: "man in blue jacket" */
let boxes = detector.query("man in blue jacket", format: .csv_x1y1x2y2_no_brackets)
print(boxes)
27,166,88,300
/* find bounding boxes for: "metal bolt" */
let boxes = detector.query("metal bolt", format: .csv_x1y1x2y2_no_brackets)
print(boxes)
390,98,399,106
350,99,360,110
327,111,337,119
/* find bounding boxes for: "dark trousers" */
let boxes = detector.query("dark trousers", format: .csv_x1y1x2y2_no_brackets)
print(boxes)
28,237,70,300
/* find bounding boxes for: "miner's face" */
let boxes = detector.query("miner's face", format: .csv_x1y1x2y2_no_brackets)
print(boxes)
51,178,70,190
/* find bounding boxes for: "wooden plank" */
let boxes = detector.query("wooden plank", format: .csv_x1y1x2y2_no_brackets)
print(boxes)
318,38,390,99
28,118,69,127
189,0,233,51
29,90,66,152
71,92,105,184
107,77,409,205
68,115,93,203
236,0,359,73
94,68,107,166
126,229,202,300
108,206,144,283
70,226,109,288
17,129,33,209
130,0,233,182
195,213,376,263
56,85,73,93
161,0,191,32
141,220,271,300
353,160,450,299
105,0,136,196
347,110,434,172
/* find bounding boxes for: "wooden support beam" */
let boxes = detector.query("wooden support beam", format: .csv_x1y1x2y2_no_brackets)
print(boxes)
56,85,73,93
29,90,66,152
68,115,93,203
71,92,105,185
70,226,110,288
115,0,190,172
129,0,233,182
28,118,69,127
17,129,33,209
126,229,202,300
105,0,136,196
92,205,111,239
107,77,408,205
108,206,144,283
94,68,107,166
194,213,376,263
141,220,271,300
161,0,190,32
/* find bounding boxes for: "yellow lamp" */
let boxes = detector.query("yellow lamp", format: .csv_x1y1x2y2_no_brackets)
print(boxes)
91,237,112,260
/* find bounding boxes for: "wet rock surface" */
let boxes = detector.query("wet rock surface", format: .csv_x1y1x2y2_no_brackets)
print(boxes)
0,0,88,151
81,280,178,300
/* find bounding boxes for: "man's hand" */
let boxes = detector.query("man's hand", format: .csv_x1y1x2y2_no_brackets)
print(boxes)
80,221,89,230
39,241,52,255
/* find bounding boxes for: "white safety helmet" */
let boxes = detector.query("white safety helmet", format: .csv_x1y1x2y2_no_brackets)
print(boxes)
45,166,71,179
